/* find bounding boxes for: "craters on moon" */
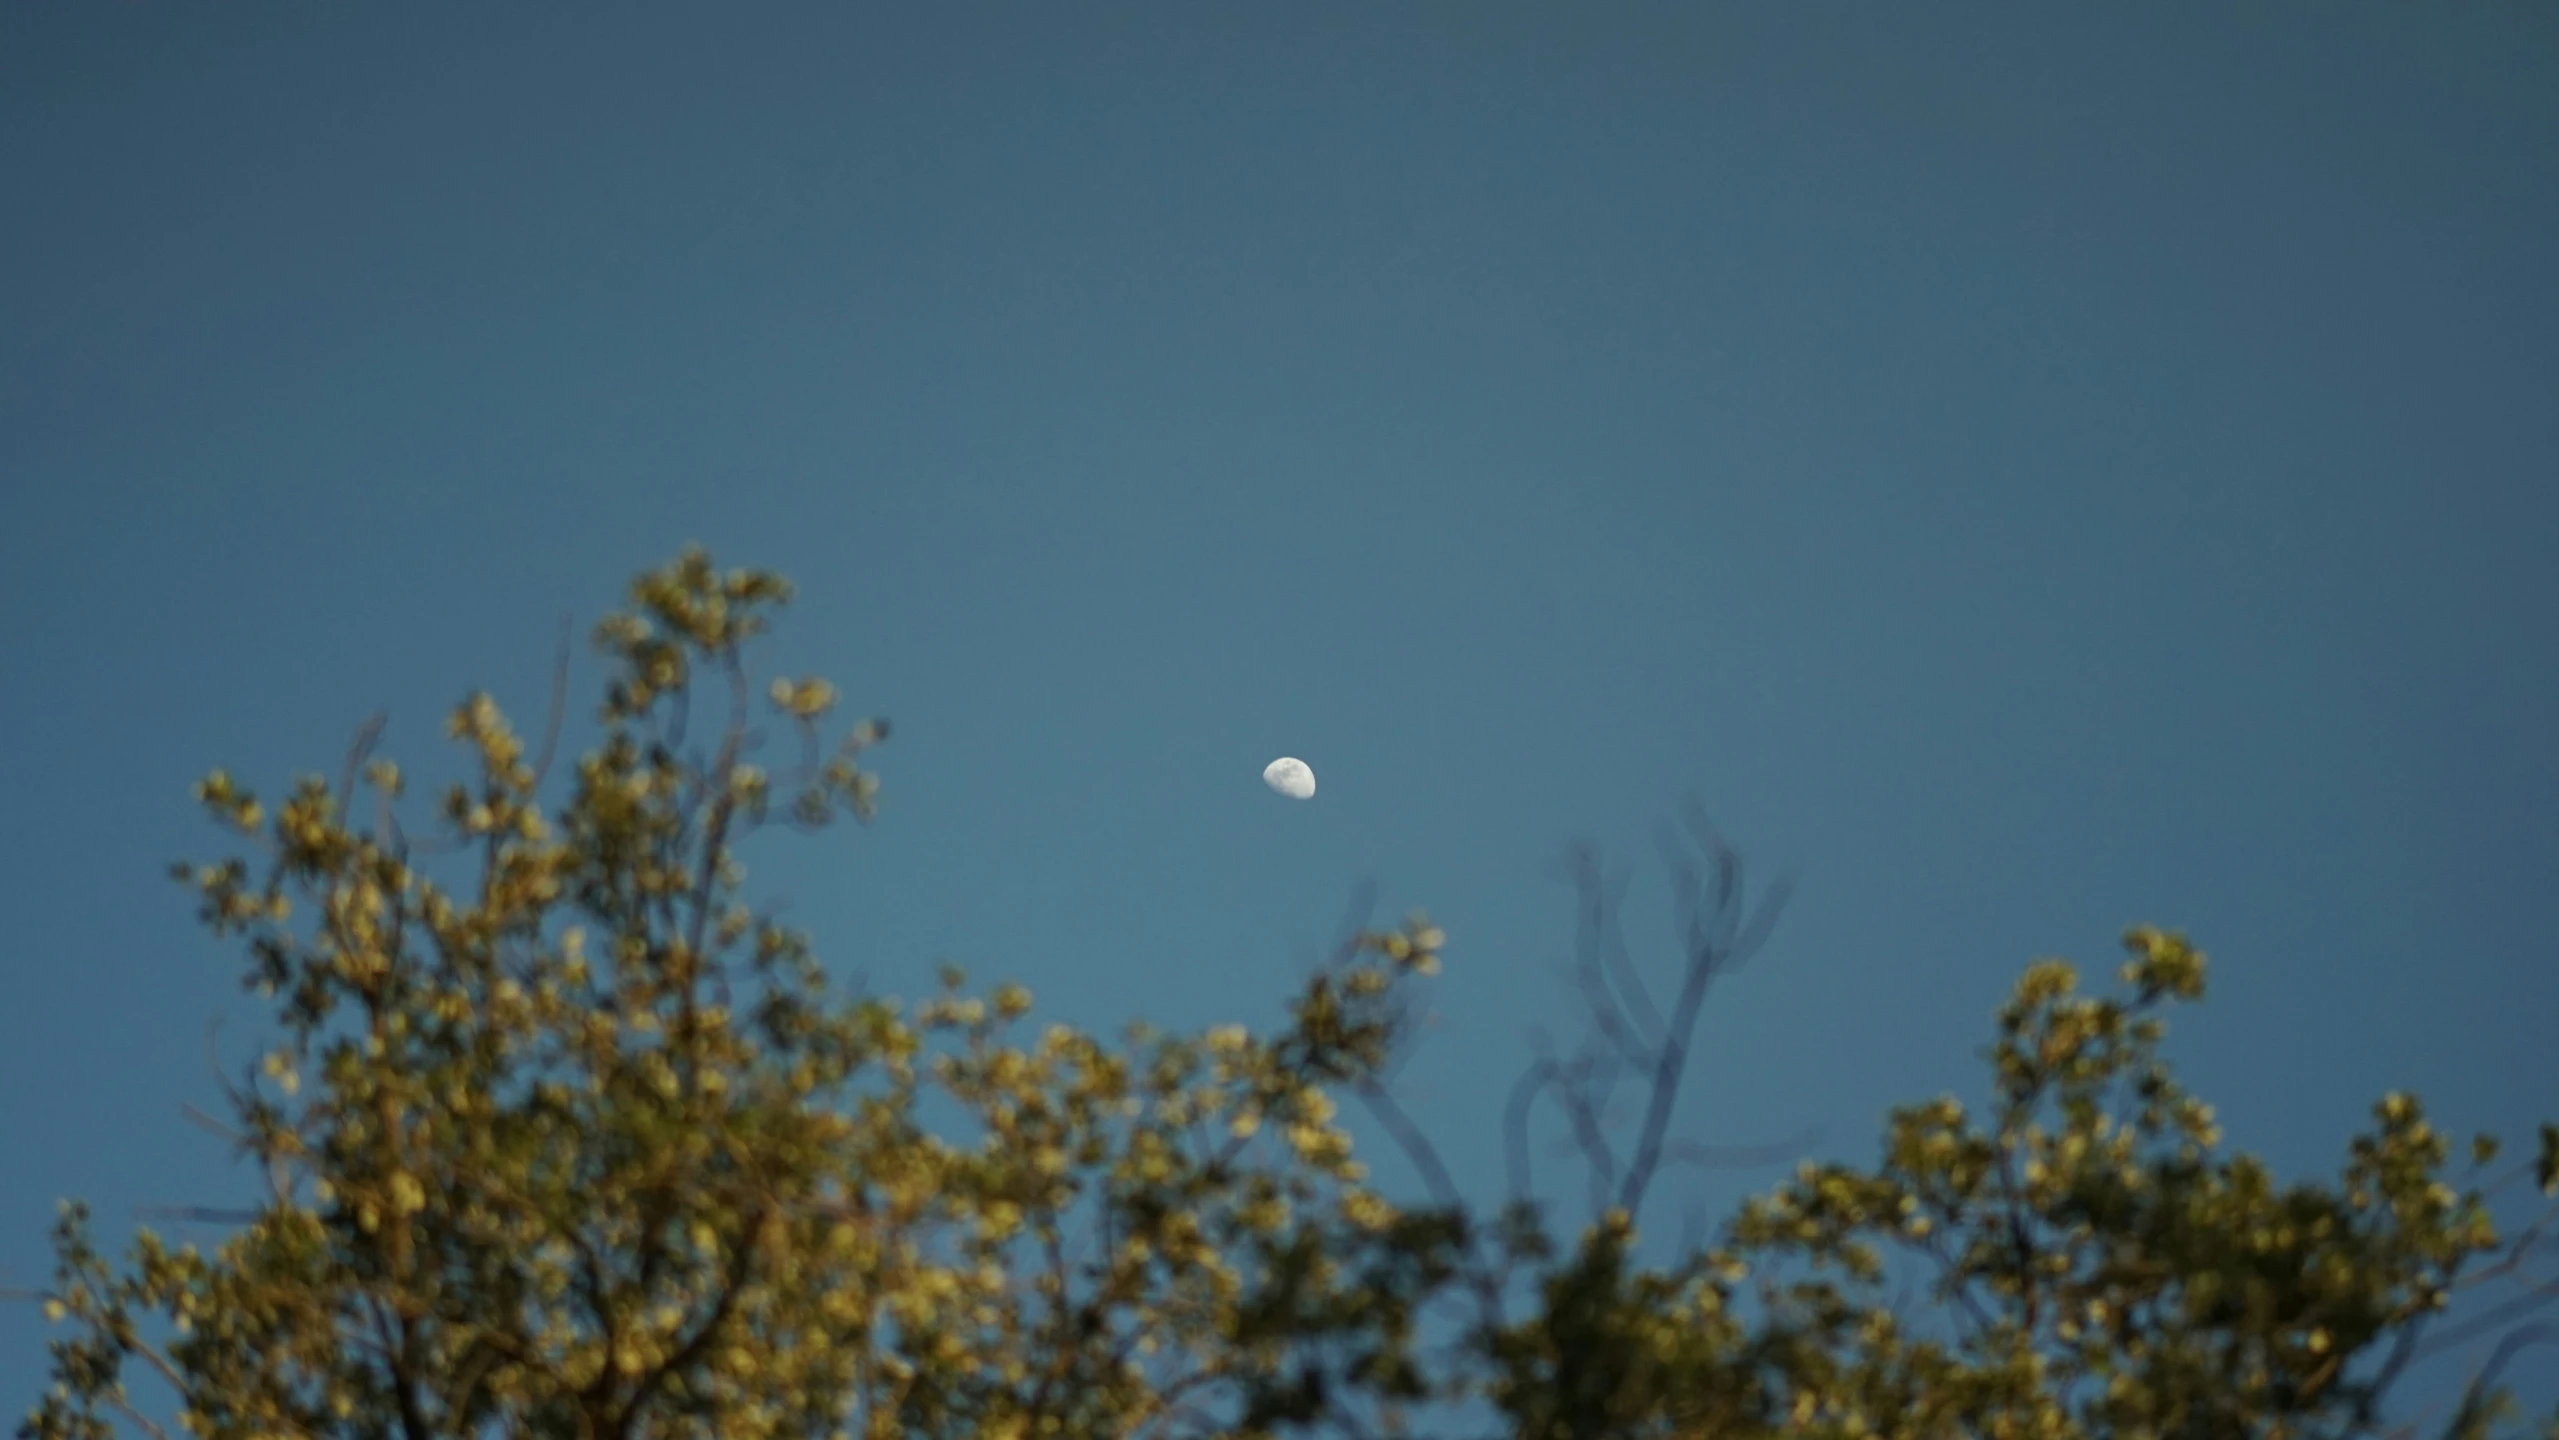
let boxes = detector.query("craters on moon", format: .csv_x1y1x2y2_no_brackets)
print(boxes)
1262,756,1315,799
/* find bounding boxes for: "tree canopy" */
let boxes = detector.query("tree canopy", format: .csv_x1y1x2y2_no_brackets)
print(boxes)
18,550,2557,1440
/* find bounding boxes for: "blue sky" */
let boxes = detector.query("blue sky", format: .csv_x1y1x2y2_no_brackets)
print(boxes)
5,3,2555,1418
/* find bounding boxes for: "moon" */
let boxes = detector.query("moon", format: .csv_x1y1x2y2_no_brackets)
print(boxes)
1262,756,1316,799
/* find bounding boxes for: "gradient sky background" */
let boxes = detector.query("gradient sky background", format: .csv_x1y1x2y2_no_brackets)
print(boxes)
5,3,2556,1421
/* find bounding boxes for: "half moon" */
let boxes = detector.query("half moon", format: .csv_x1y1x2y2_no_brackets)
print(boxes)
1262,757,1316,799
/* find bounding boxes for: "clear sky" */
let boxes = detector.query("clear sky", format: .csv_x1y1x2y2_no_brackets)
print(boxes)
5,3,2555,1419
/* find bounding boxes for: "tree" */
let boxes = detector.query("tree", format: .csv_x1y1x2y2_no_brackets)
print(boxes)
16,550,2557,1440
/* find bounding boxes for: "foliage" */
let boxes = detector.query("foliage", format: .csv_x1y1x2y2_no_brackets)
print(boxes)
16,550,2557,1440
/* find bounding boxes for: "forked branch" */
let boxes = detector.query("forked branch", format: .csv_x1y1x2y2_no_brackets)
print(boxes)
1506,804,1805,1230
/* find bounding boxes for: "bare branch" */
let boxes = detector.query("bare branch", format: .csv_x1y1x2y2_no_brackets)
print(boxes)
2412,1278,2559,1359
1313,877,1380,982
1657,1125,1828,1174
1912,1233,1999,1338
1729,869,1800,973
2463,1321,2557,1416
1675,1198,1716,1258
664,666,692,756
1355,1079,1465,1215
180,1104,242,1144
337,710,388,818
1608,806,1798,1222
1551,1054,1619,1219
202,1019,252,1135
1504,1060,1557,1207
1571,843,1660,1059
1511,810,1801,1235
527,612,575,794
109,1331,197,1432
105,1388,175,1440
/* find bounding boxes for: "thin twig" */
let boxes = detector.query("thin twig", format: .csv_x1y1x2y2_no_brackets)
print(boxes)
105,1392,174,1440
338,711,388,818
2412,1279,2559,1358
528,613,575,794
1573,844,1660,1058
2465,1321,2557,1413
1504,1060,1556,1206
1658,1126,1828,1173
180,1104,241,1143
